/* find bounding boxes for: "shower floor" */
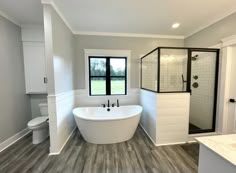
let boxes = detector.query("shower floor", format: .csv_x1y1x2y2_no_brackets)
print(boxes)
189,123,201,132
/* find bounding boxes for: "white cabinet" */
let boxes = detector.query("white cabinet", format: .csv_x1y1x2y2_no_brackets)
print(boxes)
23,42,47,94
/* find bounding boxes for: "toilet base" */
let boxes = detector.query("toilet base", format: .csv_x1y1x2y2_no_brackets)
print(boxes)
32,127,49,144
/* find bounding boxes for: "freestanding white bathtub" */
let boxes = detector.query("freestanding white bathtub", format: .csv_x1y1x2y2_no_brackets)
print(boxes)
73,105,142,144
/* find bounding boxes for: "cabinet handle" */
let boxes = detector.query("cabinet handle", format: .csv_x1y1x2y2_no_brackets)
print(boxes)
44,77,48,84
229,98,236,103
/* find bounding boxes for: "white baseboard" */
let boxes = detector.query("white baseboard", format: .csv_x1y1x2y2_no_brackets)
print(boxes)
49,126,76,155
139,123,157,146
156,141,186,146
0,128,31,152
139,124,189,147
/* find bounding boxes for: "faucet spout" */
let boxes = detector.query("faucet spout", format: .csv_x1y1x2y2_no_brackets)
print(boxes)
107,100,110,107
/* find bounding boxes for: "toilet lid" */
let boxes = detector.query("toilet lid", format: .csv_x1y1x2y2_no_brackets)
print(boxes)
28,116,49,127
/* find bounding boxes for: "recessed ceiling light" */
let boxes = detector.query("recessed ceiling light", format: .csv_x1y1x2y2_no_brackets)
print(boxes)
172,23,180,29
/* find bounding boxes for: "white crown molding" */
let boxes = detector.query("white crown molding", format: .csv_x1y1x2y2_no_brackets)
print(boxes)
41,0,236,40
0,10,20,26
74,31,184,39
41,0,74,33
208,43,222,49
221,34,236,47
41,0,184,40
185,10,236,38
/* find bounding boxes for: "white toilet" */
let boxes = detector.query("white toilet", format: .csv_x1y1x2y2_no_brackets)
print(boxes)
28,103,49,144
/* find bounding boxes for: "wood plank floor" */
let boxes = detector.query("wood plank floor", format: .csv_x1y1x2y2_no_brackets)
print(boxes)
0,126,199,173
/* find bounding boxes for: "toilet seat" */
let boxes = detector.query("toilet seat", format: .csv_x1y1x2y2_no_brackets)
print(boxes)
28,116,49,128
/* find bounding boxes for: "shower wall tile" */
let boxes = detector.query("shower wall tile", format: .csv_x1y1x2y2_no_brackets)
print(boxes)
160,55,187,92
190,52,216,129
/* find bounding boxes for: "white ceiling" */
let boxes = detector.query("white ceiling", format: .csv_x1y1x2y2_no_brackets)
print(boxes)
0,0,43,26
1,0,236,37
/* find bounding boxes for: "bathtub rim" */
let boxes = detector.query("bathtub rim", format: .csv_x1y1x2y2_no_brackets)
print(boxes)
73,105,142,121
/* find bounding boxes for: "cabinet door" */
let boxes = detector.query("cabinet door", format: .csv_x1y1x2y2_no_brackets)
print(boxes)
23,42,47,94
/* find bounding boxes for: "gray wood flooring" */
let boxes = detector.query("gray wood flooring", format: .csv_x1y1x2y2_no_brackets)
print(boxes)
0,126,199,173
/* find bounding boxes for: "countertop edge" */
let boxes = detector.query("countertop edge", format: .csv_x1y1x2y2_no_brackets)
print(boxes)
196,137,236,167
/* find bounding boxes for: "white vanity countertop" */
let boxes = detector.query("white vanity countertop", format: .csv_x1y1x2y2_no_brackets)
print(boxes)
196,134,236,166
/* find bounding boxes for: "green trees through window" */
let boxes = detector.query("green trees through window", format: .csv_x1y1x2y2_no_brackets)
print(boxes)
89,57,127,95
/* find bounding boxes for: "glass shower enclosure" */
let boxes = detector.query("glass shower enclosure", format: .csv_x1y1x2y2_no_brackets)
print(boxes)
141,47,220,134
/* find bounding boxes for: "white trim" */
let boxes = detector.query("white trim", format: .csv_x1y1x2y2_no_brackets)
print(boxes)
0,128,31,152
221,34,236,47
41,1,184,39
216,35,236,134
75,31,184,39
189,132,219,137
140,123,188,147
139,123,157,146
156,142,186,147
209,44,222,49
0,10,20,26
188,132,220,145
47,90,74,102
187,140,198,143
41,0,74,32
49,127,76,155
84,49,131,96
185,10,236,38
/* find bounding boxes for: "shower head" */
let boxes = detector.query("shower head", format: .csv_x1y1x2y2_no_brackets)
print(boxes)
191,54,198,61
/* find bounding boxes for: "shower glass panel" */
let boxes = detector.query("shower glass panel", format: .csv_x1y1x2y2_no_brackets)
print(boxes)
159,49,188,92
140,47,219,134
141,50,158,91
189,50,218,134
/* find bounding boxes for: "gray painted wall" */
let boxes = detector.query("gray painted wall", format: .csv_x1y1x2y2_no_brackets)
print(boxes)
43,5,76,153
185,12,236,47
74,35,184,89
51,7,76,94
0,15,31,143
30,95,47,119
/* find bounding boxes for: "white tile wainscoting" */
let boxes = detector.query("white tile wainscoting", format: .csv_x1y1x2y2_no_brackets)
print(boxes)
47,90,76,154
140,89,190,146
140,90,157,143
156,93,190,145
74,88,140,107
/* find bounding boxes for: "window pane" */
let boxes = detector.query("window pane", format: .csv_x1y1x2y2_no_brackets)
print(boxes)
91,77,106,95
111,77,125,95
110,58,126,76
90,58,106,76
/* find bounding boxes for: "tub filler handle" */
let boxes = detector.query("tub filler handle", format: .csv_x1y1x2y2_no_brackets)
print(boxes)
117,99,119,107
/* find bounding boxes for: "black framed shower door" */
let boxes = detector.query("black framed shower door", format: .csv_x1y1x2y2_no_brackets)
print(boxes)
188,49,219,134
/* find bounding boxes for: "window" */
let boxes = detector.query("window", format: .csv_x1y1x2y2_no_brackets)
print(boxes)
89,56,127,96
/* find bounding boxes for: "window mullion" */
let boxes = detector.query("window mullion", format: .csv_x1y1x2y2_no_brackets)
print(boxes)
106,57,111,95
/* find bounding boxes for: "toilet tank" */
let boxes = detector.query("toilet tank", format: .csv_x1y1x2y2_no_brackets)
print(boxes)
39,103,48,116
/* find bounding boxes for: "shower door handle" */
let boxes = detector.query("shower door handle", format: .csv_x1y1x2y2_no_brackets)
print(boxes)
181,74,187,83
229,99,236,103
